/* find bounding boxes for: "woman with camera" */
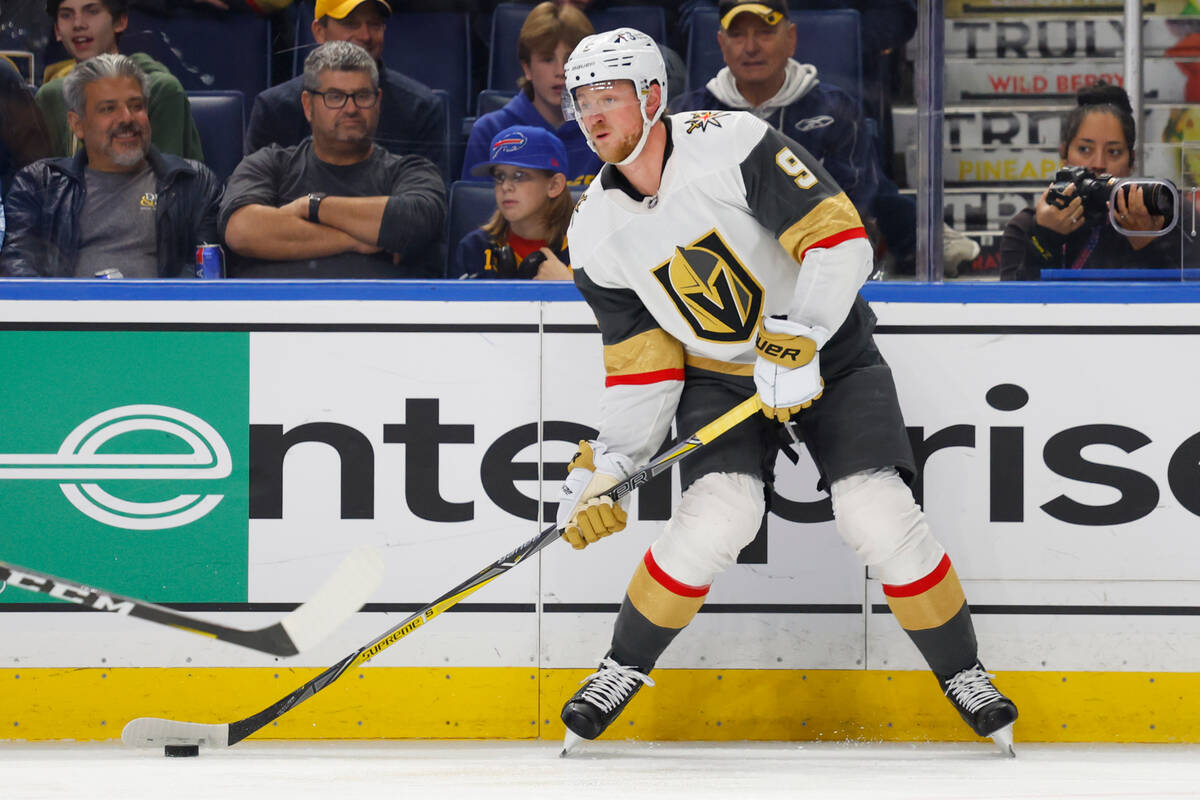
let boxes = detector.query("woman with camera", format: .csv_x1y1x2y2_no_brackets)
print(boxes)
999,83,1177,280
453,126,573,280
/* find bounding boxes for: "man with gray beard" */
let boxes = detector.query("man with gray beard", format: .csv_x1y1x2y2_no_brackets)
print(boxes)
0,53,222,278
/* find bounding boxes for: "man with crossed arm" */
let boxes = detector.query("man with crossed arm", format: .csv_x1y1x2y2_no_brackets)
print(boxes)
220,41,445,278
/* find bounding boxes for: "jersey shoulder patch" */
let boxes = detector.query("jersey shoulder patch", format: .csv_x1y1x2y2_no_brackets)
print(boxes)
668,110,768,172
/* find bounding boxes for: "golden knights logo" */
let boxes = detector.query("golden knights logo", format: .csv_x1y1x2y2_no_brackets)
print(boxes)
652,230,763,342
684,111,729,134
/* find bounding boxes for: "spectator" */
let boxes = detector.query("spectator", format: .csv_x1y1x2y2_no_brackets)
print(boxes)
1000,83,1179,280
220,41,445,278
453,125,573,280
36,0,204,161
670,0,975,277
462,1,600,187
677,0,915,143
244,0,444,169
0,54,222,278
1,56,53,193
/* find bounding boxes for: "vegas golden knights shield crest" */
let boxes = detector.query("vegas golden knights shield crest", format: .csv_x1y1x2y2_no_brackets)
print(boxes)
652,230,763,342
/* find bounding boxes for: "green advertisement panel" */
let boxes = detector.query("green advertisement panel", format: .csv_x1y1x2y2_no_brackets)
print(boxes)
0,331,249,603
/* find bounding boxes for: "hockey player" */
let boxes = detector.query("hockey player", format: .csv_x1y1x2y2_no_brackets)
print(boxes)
554,27,1018,756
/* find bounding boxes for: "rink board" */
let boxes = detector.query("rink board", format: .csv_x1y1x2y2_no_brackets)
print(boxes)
0,282,1198,742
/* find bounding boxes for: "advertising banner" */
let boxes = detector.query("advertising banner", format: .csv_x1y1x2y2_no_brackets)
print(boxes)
0,331,249,602
944,58,1193,103
941,16,1200,58
1,294,1198,676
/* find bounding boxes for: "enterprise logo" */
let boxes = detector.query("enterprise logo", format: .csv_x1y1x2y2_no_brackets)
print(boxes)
0,405,231,530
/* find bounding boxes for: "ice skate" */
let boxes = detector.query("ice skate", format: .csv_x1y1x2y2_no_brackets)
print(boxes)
560,654,655,756
940,662,1018,757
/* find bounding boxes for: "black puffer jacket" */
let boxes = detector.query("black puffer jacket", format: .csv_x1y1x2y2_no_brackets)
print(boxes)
0,147,223,277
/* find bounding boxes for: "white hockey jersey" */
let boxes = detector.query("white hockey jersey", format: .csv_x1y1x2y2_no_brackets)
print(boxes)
569,110,874,465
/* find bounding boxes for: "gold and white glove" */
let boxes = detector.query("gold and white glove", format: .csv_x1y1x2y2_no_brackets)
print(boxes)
753,316,829,423
556,440,634,550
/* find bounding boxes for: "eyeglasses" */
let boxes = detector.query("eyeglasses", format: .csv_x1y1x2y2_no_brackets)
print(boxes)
309,89,380,110
491,170,539,187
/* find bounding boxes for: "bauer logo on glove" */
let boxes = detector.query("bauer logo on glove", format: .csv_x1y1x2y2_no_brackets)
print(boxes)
556,440,635,550
752,316,829,423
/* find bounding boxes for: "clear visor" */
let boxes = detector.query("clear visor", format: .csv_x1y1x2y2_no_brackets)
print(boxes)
562,79,641,123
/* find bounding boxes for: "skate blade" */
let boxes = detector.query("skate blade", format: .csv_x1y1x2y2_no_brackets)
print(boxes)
990,723,1016,758
560,729,585,758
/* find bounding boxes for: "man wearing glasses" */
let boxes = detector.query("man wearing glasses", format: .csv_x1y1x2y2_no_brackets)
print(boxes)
219,41,445,278
245,0,443,168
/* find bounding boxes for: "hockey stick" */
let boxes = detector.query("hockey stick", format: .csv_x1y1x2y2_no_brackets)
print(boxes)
122,394,762,751
0,546,385,657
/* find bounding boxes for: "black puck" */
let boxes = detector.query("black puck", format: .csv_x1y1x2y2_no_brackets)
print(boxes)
164,744,200,758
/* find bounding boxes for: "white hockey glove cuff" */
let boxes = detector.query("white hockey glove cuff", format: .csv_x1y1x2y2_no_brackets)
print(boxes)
556,440,634,550
753,316,830,423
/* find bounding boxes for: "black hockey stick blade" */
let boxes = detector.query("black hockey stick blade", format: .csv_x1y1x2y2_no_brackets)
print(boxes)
121,395,761,751
0,546,385,657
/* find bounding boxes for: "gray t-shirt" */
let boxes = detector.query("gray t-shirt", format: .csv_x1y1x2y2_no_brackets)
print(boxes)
75,164,159,278
218,139,446,279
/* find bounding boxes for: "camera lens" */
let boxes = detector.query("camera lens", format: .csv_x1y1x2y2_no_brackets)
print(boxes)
1141,184,1175,219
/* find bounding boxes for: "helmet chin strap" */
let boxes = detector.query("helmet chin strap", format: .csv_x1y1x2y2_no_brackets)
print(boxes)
579,90,664,167
613,100,663,167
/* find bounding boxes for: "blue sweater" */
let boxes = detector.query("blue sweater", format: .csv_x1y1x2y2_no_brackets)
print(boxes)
461,92,601,188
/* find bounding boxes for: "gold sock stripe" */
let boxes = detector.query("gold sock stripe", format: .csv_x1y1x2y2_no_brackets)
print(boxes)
884,563,968,631
627,559,707,630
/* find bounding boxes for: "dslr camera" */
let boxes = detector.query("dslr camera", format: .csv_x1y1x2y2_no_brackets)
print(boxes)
1046,166,1175,225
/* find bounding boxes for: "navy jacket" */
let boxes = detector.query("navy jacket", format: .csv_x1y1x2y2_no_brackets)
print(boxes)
0,147,223,277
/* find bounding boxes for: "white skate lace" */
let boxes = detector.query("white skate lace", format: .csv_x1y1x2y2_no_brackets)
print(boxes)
577,657,656,714
943,665,1004,714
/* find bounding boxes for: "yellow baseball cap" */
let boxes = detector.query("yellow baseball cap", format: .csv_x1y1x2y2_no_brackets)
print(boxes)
314,0,392,20
718,0,787,29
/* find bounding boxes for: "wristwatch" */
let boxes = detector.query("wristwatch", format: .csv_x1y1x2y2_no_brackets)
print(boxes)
307,192,327,224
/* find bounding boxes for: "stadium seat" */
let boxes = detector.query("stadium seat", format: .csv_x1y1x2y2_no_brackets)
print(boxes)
488,3,667,92
187,90,245,182
587,6,666,43
445,180,499,277
476,89,517,118
0,50,36,85
685,7,862,103
121,10,271,114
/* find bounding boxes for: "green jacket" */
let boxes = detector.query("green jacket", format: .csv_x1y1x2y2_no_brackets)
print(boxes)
34,52,204,161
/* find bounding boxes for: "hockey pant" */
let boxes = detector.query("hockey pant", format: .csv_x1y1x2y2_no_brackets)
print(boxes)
609,468,977,678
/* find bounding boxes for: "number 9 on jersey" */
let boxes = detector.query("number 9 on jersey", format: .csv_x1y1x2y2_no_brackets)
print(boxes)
775,147,817,190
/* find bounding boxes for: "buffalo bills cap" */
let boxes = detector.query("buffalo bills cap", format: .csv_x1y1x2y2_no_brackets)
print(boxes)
469,125,569,177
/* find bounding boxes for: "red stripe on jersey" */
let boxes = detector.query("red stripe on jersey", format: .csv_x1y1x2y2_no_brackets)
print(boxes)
643,549,710,598
605,368,686,387
882,553,952,598
800,226,868,260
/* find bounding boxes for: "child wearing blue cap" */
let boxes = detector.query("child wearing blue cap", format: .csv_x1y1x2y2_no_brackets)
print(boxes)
453,125,573,280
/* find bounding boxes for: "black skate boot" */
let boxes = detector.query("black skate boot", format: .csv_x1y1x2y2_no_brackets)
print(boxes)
560,653,655,756
939,662,1019,757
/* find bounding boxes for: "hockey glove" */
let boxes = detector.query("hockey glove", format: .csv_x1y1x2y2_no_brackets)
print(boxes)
556,440,634,550
753,316,828,423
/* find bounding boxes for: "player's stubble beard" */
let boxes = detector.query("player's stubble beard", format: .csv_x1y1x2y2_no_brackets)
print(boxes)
595,128,641,164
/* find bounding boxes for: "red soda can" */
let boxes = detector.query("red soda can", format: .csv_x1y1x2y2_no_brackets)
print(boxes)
195,243,225,279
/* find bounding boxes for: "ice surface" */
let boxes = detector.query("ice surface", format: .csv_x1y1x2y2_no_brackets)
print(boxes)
3,740,1199,800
